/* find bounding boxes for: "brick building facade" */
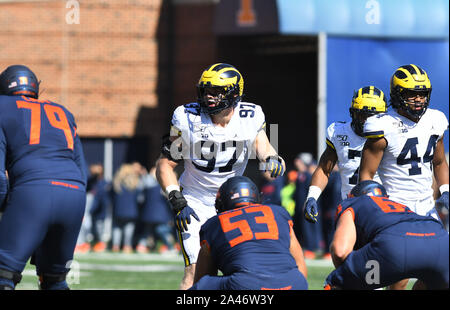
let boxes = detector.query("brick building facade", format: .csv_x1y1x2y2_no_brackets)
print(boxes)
0,0,217,168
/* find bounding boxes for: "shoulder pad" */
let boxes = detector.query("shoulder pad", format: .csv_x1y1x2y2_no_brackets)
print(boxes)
375,113,387,119
184,102,201,116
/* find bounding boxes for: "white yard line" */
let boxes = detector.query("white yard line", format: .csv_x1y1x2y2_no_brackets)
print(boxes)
74,252,182,262
77,262,184,272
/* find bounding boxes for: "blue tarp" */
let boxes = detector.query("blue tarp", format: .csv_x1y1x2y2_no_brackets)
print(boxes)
278,0,449,39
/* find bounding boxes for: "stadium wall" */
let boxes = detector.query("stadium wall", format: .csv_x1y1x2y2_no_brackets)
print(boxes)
0,0,217,169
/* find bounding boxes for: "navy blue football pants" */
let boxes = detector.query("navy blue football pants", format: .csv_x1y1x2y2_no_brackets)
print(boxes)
326,221,449,289
190,268,308,290
0,182,85,275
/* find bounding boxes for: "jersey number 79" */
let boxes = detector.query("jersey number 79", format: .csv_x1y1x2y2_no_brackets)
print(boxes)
16,99,74,150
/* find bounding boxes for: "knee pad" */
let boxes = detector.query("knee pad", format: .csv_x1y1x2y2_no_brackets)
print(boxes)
0,268,22,290
38,273,69,290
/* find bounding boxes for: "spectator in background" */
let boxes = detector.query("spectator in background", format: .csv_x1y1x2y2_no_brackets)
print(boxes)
88,164,112,253
293,153,322,259
260,170,284,206
75,163,100,253
111,163,141,253
136,166,177,254
280,170,298,217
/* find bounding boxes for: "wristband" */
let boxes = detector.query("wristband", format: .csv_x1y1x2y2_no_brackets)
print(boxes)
306,185,322,200
439,184,449,195
165,184,180,196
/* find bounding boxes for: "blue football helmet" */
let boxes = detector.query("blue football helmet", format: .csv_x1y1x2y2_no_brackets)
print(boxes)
349,180,388,198
0,65,40,99
215,176,261,213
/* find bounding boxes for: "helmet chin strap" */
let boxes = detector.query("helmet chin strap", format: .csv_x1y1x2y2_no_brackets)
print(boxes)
400,100,428,122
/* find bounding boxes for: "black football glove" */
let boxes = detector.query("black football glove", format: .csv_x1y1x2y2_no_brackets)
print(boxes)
168,190,199,232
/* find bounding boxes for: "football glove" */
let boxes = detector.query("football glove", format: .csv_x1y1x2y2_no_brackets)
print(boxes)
175,206,200,233
264,155,285,178
168,190,199,232
168,190,188,212
304,197,319,223
435,191,449,211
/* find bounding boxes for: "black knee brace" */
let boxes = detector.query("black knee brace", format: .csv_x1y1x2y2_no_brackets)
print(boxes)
38,272,69,290
0,268,22,290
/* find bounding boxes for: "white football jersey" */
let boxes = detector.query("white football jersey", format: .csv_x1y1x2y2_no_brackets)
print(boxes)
364,108,449,206
171,102,265,208
326,121,381,200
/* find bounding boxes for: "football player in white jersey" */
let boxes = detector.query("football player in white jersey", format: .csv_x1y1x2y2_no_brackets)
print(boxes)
360,64,449,217
359,64,449,289
155,63,285,289
303,86,387,223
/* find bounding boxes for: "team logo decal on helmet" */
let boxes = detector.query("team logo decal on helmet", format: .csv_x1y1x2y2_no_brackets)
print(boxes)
0,65,40,99
215,176,260,213
349,180,388,198
197,63,244,115
390,64,431,121
349,86,387,136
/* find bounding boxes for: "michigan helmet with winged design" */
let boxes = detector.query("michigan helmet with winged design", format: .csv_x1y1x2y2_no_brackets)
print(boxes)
390,64,431,121
197,63,244,115
349,86,387,136
215,176,260,213
349,180,388,198
0,65,40,99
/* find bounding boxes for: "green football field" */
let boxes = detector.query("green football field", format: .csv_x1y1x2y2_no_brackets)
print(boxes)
17,251,415,290
16,251,335,290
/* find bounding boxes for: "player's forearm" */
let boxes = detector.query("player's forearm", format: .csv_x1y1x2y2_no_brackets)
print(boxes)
255,131,282,160
330,238,353,268
330,211,356,268
193,244,217,284
434,161,449,189
289,229,307,278
359,138,386,181
308,146,337,197
310,166,330,192
433,139,449,189
254,130,286,174
305,168,329,203
155,156,179,194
